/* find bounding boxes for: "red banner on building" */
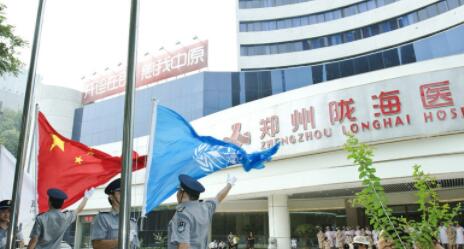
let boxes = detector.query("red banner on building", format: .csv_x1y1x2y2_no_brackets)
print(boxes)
83,40,208,104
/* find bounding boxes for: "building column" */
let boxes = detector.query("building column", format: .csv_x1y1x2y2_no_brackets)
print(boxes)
345,199,360,227
268,194,291,249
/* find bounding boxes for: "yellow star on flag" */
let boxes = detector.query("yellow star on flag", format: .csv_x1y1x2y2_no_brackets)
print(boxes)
50,134,65,152
74,156,83,165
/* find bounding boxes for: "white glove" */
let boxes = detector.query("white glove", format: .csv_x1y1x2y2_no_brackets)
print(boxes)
84,187,96,199
227,174,237,186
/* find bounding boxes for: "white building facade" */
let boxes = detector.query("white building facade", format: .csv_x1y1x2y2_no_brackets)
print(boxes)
70,1,464,248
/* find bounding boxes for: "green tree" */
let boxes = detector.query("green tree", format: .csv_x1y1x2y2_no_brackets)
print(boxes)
0,108,22,156
0,2,26,76
344,135,460,249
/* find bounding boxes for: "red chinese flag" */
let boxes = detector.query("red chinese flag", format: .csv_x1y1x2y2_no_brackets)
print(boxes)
38,112,146,212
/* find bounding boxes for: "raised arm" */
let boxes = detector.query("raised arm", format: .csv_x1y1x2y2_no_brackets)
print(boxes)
76,188,95,214
216,175,236,203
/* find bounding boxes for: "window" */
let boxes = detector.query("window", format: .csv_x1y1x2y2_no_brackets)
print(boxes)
343,31,355,42
358,2,368,12
437,1,448,13
447,0,460,9
285,19,292,28
294,41,303,51
292,17,301,27
370,24,380,36
309,15,317,24
353,56,369,74
382,48,400,68
425,4,438,17
367,0,376,10
240,2,459,56
262,21,270,31
324,11,334,21
312,65,323,83
377,0,385,7
362,27,372,38
333,9,342,19
397,16,409,28
270,44,279,54
301,16,310,25
316,14,325,23
302,40,311,50
326,62,340,80
240,47,248,56
368,52,384,71
343,5,358,17
417,8,429,21
380,19,397,32
406,12,418,24
252,22,261,32
277,19,287,29
310,38,324,49
269,21,277,30
240,23,247,32
278,43,288,53
340,60,354,77
399,44,416,64
379,21,391,32
329,34,342,45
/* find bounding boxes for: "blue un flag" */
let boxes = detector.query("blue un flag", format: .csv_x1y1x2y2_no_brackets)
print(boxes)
142,105,279,215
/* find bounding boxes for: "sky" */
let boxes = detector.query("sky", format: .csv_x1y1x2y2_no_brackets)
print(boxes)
2,0,238,91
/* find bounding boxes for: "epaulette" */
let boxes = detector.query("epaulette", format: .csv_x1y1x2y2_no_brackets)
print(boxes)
176,206,186,212
37,212,45,216
99,211,110,214
63,210,71,213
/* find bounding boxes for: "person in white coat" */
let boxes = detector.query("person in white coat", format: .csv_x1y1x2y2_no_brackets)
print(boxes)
455,224,464,249
440,223,449,248
325,227,334,249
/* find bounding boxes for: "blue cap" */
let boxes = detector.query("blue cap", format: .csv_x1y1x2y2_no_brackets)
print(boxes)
105,178,121,195
179,174,205,193
0,200,11,209
47,188,68,200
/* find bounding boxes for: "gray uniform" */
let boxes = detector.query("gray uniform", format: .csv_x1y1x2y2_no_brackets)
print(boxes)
167,198,218,249
30,209,76,249
0,227,24,249
90,211,139,249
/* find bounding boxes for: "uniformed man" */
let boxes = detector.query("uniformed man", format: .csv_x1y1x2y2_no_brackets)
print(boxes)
90,178,139,249
28,188,93,249
0,200,24,249
167,174,237,249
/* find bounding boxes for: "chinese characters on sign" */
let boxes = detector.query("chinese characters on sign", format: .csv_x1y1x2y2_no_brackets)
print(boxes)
219,78,464,151
420,81,454,109
83,40,208,104
328,99,356,125
138,46,206,85
421,81,461,122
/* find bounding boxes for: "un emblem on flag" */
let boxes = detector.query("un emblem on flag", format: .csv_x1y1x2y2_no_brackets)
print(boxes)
193,143,240,173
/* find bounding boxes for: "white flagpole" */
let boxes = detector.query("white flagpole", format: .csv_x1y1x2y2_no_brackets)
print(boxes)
6,1,45,248
141,99,159,221
118,0,140,248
